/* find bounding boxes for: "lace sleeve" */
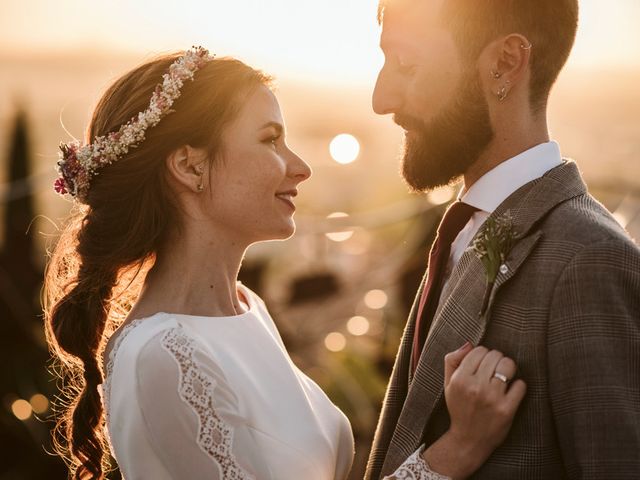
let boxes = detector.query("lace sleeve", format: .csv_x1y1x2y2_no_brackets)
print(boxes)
383,445,451,480
133,325,263,479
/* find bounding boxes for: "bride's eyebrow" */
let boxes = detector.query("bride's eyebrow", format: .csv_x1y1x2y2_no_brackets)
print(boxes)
259,121,284,135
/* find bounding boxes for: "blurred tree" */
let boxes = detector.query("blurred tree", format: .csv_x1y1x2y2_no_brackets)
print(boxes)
0,108,67,479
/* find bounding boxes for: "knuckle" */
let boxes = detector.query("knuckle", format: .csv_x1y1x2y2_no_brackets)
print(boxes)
473,346,489,356
502,357,517,370
496,403,514,419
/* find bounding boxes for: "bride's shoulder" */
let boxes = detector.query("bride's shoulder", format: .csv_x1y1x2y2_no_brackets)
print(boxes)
103,314,205,379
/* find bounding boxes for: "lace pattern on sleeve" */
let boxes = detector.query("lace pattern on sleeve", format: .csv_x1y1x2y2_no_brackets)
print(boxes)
161,327,254,480
383,446,451,480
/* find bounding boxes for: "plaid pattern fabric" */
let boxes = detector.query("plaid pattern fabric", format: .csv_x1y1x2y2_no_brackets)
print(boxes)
365,161,640,480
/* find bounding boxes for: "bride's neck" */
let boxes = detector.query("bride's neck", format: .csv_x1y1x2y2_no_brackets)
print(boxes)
130,230,249,319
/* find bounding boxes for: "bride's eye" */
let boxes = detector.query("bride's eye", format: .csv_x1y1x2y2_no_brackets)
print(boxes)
265,135,280,148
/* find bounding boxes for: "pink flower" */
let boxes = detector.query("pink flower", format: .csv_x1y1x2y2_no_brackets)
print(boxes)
54,178,68,194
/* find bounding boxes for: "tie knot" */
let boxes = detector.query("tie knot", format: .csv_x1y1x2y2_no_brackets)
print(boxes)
437,201,480,244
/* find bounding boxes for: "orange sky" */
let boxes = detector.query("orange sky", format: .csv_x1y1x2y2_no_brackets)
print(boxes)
1,0,639,85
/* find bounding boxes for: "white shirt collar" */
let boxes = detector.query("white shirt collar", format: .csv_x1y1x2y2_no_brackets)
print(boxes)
459,141,563,214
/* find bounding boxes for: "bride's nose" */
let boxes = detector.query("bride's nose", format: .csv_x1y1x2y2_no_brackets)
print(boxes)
286,149,312,182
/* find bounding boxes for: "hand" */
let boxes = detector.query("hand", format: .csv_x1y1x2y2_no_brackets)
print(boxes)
424,343,526,479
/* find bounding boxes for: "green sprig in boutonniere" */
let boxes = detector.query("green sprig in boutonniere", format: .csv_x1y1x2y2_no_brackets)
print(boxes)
472,213,517,316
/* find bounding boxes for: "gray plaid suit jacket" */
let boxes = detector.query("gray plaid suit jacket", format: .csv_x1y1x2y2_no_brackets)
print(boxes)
365,161,640,479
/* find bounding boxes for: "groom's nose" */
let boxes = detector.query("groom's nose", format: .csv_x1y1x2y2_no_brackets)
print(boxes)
372,66,402,115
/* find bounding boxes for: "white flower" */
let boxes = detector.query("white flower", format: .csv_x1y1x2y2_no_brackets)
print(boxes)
55,46,214,202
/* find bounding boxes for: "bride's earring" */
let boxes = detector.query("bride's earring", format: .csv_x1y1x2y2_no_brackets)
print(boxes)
195,165,205,192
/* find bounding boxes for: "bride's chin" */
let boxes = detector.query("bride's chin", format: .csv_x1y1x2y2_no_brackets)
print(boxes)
259,222,296,243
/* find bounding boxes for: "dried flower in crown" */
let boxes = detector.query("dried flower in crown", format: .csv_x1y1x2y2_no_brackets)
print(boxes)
54,46,214,203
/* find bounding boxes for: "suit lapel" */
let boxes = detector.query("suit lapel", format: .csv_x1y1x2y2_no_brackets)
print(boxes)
380,160,588,475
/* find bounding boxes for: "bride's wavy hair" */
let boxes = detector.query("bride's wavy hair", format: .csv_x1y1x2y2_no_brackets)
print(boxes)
43,52,271,479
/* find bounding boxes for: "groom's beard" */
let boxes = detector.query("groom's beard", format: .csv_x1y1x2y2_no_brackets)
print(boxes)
396,69,494,193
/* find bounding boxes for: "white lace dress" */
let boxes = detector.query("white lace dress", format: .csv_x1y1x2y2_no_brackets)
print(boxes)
100,283,446,479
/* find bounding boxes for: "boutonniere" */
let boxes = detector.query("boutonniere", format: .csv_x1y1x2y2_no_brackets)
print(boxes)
472,212,517,316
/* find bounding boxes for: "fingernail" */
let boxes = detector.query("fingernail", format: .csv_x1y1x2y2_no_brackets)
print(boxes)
457,341,471,351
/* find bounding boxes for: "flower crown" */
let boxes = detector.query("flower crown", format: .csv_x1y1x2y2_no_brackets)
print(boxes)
54,46,214,202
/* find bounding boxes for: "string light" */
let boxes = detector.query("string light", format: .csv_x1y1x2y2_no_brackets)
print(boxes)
30,393,49,414
364,289,388,309
324,332,347,352
347,316,370,336
11,399,32,421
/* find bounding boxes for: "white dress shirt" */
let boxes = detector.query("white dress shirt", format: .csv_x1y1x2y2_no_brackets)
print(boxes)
445,141,564,279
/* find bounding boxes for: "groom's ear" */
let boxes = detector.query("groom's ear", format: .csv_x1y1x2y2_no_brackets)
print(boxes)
480,33,533,98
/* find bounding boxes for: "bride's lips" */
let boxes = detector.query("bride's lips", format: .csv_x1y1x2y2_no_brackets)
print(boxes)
275,189,298,211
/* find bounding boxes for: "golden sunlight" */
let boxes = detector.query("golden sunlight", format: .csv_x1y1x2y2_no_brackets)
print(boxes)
0,0,638,86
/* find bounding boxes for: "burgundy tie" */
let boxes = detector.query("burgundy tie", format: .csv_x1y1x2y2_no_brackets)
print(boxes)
411,201,479,374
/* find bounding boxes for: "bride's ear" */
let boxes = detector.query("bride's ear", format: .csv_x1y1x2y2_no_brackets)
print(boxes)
165,145,207,193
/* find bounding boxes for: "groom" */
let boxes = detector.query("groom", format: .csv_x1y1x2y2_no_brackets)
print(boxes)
366,0,640,479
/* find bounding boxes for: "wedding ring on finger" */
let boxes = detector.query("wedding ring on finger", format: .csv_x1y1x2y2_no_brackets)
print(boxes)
492,372,509,384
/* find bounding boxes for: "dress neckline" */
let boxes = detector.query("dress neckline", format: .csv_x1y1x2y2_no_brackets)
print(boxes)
102,283,256,378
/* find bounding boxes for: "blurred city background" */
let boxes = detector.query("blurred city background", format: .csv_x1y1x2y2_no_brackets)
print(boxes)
0,0,639,478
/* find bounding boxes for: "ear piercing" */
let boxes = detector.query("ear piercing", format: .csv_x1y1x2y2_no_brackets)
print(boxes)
195,165,205,192
520,43,533,50
491,70,510,101
497,80,511,101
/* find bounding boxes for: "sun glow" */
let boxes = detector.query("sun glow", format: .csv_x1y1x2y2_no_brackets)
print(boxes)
330,134,360,165
0,0,638,86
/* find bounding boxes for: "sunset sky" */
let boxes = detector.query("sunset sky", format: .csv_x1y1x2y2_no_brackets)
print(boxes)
1,0,639,84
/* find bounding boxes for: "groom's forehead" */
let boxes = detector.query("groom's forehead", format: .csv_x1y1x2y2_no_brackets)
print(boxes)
380,0,445,38
380,0,444,26
379,0,445,49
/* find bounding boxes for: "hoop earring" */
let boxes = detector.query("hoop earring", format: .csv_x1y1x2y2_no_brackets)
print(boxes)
520,43,533,50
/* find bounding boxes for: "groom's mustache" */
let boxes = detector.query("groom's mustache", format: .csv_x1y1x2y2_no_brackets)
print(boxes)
393,113,424,132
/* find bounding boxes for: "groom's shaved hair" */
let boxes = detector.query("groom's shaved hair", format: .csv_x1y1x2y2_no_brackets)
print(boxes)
378,0,580,111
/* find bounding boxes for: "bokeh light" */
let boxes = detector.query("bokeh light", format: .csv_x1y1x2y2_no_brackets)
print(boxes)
329,134,360,165
30,393,49,414
364,289,388,309
325,212,354,242
347,316,370,336
324,332,347,352
11,399,32,421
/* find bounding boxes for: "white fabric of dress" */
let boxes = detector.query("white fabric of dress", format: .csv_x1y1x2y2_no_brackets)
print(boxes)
100,283,445,479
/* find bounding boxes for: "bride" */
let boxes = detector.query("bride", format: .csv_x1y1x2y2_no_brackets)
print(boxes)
44,47,525,479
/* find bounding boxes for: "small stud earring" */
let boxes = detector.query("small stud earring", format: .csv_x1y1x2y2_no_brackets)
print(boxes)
197,183,204,192
491,70,502,80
